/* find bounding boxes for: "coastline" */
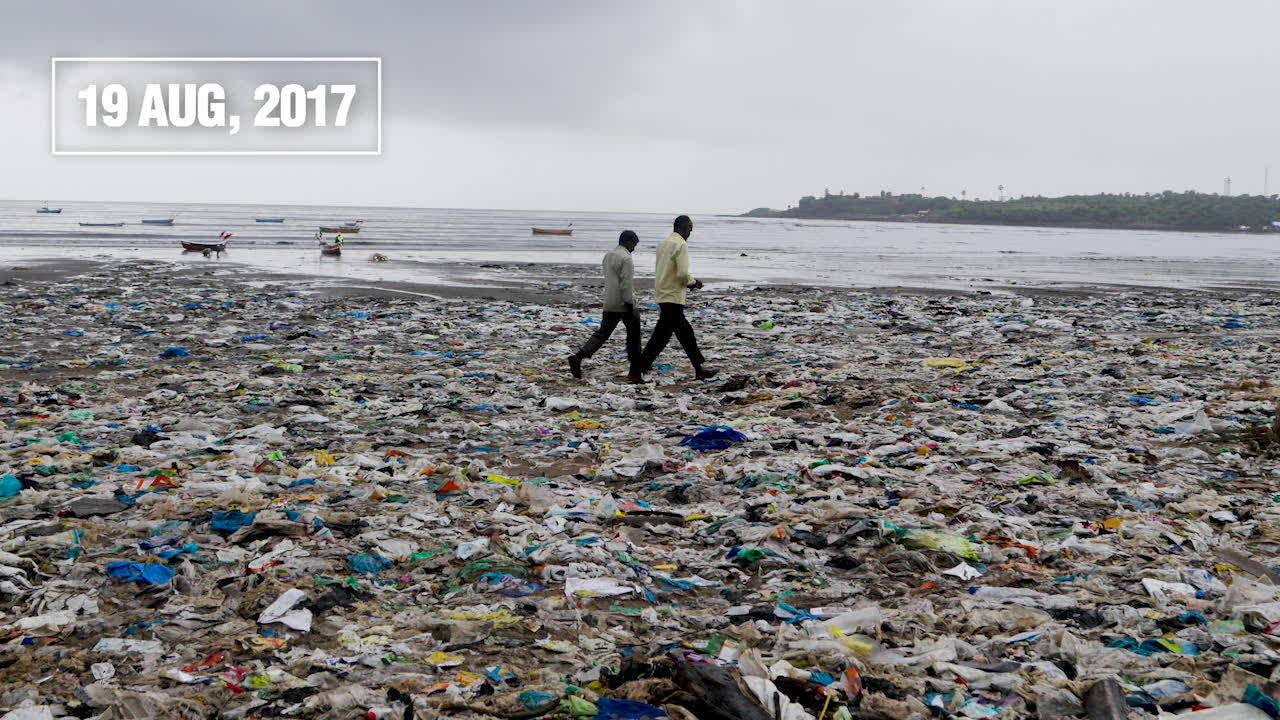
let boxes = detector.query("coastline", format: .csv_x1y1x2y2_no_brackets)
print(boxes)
738,211,1280,235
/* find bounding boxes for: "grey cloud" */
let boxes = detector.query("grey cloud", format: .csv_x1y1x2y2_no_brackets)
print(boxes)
1,0,1279,210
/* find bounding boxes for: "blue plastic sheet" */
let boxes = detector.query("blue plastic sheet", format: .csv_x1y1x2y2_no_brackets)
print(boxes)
0,474,21,497
1244,684,1280,719
210,510,257,533
594,698,668,719
518,691,556,711
107,561,175,585
348,553,394,574
678,425,748,451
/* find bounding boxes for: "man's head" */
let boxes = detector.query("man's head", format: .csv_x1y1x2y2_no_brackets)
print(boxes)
674,215,693,239
618,230,638,252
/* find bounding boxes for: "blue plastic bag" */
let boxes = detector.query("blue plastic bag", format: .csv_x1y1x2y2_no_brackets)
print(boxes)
519,692,556,711
107,561,175,585
348,553,394,574
678,425,748,451
594,698,668,719
159,347,190,358
0,474,21,497
210,510,257,533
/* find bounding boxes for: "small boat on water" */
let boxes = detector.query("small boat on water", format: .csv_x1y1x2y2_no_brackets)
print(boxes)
183,232,231,253
142,218,175,225
318,220,362,234
255,218,285,223
79,222,125,227
317,230,344,255
37,203,62,214
532,223,573,236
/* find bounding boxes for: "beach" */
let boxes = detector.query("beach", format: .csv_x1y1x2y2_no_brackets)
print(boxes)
3,251,1280,718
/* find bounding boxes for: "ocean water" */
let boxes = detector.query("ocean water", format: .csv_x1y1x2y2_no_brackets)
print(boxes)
1,199,1278,292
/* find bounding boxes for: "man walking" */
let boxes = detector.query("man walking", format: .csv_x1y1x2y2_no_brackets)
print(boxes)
638,215,717,380
568,230,643,382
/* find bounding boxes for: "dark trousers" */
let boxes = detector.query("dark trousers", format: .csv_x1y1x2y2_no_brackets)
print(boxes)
640,303,704,371
575,310,642,372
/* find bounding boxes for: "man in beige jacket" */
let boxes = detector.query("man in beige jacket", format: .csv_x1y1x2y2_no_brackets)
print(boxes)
637,215,717,380
569,230,643,382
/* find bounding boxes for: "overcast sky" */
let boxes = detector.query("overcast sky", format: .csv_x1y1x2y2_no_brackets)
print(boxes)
0,1,1276,212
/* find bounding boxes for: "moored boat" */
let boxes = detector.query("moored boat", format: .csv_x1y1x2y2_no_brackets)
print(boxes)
142,218,175,225
37,204,62,214
255,218,285,223
182,241,227,252
320,243,342,256
183,232,231,253
79,222,125,227
318,221,361,234
531,223,573,236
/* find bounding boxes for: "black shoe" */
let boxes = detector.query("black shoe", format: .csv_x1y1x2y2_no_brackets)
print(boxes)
694,367,719,381
568,355,583,379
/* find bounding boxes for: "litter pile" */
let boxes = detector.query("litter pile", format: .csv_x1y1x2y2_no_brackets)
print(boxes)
4,259,1280,719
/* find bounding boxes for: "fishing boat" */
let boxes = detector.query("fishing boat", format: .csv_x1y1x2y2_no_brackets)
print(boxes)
142,218,175,225
79,222,125,227
183,232,231,253
318,220,362,234
531,223,573,236
37,203,62,214
320,242,342,256
255,217,285,223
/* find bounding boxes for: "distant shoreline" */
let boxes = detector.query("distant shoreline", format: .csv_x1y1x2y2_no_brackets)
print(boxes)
737,212,1280,234
742,190,1280,234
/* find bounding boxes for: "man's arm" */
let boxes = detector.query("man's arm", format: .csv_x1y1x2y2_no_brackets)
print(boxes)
621,253,636,310
677,242,697,289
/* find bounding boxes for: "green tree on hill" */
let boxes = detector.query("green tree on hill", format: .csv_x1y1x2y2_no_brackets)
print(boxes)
743,190,1280,231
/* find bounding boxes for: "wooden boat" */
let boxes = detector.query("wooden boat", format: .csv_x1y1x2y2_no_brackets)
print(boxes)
183,232,231,253
182,241,227,252
142,218,175,225
37,205,62,214
318,221,361,234
255,217,285,223
320,242,342,256
532,224,573,236
79,222,124,227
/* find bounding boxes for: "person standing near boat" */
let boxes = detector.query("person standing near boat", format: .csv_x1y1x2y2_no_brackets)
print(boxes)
568,230,644,382
637,215,717,380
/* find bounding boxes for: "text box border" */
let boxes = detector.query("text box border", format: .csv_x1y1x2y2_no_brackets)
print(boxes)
50,57,382,156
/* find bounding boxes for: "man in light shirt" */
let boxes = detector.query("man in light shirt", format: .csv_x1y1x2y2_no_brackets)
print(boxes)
638,215,718,380
569,230,644,382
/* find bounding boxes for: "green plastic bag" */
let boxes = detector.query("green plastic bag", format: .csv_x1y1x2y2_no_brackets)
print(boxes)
882,521,990,561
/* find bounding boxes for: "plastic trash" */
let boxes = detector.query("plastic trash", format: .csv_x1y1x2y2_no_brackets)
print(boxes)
347,553,394,574
5,257,1280,718
678,425,748,451
210,510,257,533
105,561,175,585
881,521,992,561
257,588,312,631
594,698,668,719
